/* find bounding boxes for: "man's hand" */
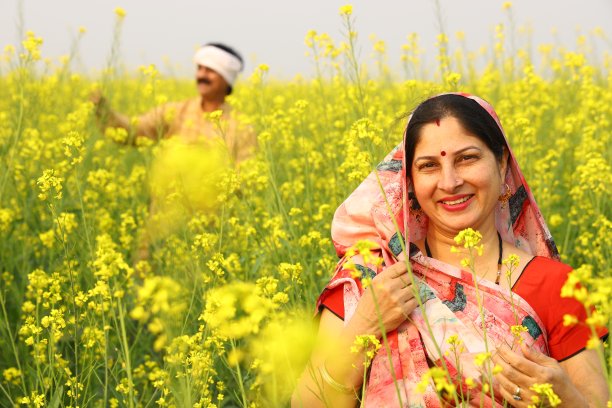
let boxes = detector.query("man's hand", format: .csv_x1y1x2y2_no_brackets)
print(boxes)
90,89,108,117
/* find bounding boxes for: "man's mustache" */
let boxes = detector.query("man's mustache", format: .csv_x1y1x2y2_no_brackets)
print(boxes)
196,77,211,85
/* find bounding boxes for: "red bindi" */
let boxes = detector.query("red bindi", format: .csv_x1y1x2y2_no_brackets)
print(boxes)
441,150,446,156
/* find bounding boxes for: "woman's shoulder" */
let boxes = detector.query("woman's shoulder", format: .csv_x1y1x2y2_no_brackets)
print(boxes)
514,255,573,293
523,256,572,278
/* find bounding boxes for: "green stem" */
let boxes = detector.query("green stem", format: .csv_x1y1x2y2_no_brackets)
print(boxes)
230,340,248,408
369,288,404,407
584,308,610,388
0,287,27,395
374,171,460,405
101,311,109,407
51,203,81,405
0,86,25,197
116,297,135,407
341,14,367,118
505,263,520,327
468,249,496,403
0,381,16,405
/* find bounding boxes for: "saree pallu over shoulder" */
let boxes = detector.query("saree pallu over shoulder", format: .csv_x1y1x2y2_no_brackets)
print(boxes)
319,93,559,407
322,248,548,407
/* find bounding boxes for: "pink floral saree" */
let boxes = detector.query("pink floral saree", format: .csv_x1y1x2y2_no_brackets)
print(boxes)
317,94,560,407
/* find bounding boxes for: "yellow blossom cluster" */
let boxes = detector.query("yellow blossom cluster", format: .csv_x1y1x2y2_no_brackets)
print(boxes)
201,282,275,339
528,382,562,407
350,334,381,368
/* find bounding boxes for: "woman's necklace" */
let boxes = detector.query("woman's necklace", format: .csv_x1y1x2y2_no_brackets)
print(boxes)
424,232,503,285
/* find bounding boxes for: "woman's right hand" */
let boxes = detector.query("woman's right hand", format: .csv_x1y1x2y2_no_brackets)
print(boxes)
350,261,419,337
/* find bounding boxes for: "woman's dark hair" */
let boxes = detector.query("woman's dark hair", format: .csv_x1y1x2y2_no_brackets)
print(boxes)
204,42,244,95
404,94,506,179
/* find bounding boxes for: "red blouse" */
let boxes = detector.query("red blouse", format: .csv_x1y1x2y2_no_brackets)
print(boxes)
319,256,608,362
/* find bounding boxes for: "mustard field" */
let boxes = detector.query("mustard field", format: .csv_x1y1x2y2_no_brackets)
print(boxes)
0,6,610,407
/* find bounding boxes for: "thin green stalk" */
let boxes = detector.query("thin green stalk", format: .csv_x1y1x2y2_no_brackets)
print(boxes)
100,16,125,96
252,70,299,255
230,340,249,408
115,297,135,407
0,381,16,406
51,203,82,406
74,168,94,259
432,0,450,78
466,248,496,403
33,301,43,393
217,203,228,252
508,8,517,80
185,372,193,407
303,361,332,408
368,288,404,407
181,278,200,335
503,262,521,327
57,30,86,82
584,309,610,388
310,42,331,125
360,362,367,407
340,13,367,118
0,287,27,396
262,133,299,250
374,171,461,405
0,0,27,193
0,86,25,197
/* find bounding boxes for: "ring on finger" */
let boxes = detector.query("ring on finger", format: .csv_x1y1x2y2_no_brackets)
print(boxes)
512,386,522,401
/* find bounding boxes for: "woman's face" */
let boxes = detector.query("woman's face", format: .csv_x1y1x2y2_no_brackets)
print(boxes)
411,116,507,236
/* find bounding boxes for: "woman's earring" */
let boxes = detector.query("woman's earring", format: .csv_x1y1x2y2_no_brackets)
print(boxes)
498,183,511,208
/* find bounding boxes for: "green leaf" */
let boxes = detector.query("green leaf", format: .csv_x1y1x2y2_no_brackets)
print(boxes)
48,385,63,408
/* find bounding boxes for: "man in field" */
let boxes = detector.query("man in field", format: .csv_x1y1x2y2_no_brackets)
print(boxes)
93,43,256,261
93,42,256,163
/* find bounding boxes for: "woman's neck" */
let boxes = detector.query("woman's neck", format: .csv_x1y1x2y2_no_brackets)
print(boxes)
424,222,500,273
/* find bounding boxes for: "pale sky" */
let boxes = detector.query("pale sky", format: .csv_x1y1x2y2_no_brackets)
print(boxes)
1,0,611,78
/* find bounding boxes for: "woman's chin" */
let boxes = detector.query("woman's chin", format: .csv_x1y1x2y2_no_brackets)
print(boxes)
433,214,482,235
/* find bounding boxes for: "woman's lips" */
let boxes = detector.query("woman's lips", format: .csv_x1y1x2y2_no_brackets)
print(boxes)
438,194,474,212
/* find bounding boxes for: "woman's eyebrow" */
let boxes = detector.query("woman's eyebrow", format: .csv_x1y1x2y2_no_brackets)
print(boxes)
414,145,482,162
454,146,482,154
413,155,437,162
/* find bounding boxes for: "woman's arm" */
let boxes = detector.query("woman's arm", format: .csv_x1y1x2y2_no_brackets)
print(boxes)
558,348,609,408
291,309,374,408
292,261,419,408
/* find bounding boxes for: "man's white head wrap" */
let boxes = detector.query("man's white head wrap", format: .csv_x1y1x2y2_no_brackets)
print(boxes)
193,44,243,86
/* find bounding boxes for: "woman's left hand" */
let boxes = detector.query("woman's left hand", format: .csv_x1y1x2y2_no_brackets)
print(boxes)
492,343,578,407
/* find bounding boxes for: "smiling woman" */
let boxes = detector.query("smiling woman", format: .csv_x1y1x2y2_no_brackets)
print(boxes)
292,94,609,407
411,116,507,237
